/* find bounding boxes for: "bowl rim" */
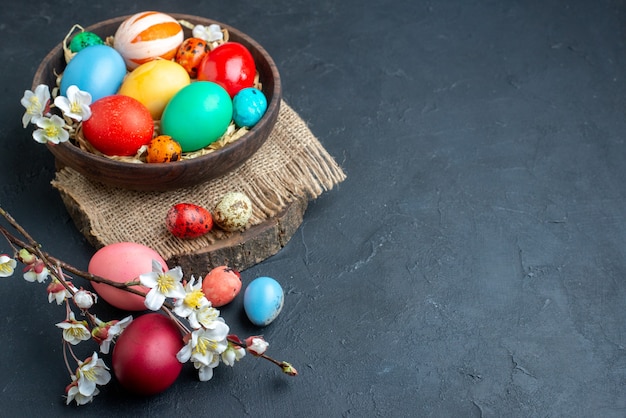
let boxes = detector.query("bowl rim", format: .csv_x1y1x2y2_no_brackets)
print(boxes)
32,13,281,188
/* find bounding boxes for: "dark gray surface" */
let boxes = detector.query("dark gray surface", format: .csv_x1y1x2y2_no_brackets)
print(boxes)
2,0,626,416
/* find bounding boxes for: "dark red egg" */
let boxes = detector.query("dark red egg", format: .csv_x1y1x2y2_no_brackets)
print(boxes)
166,203,213,239
112,313,184,396
82,95,154,156
196,42,256,98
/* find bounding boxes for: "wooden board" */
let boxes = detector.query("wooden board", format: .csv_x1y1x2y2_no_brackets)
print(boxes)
59,191,308,275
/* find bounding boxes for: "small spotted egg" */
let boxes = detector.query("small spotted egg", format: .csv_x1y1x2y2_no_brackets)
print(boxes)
243,276,284,326
175,37,210,78
213,192,253,232
69,31,105,53
146,135,182,163
166,203,213,239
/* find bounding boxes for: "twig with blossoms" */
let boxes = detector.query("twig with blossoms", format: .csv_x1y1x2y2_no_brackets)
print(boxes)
0,205,297,406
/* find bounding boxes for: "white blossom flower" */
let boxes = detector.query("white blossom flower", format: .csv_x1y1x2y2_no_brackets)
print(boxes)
23,260,50,283
192,24,223,43
75,352,111,396
56,311,91,345
194,352,220,381
139,260,186,311
176,320,230,367
21,84,50,128
65,379,99,406
221,342,246,366
173,275,210,320
245,336,269,356
46,278,75,305
54,85,92,122
32,114,70,144
73,289,97,309
0,254,17,277
191,302,221,330
92,315,132,354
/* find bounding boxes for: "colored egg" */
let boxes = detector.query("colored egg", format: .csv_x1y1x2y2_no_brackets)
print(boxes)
175,37,209,78
69,31,105,53
213,192,253,232
232,87,267,128
82,95,154,156
146,135,182,163
118,60,190,120
88,242,169,311
112,313,184,395
60,45,126,101
113,11,184,70
197,42,256,98
160,82,233,152
202,266,242,307
165,203,213,239
243,276,284,326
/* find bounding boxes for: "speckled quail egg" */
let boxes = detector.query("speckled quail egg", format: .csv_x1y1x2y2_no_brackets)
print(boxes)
213,192,253,232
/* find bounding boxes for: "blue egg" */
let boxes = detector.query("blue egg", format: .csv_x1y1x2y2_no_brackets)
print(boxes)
243,276,284,326
60,45,126,102
232,87,268,128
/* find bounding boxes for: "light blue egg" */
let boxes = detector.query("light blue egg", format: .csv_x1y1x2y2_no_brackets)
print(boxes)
232,87,267,128
60,45,126,102
243,276,284,326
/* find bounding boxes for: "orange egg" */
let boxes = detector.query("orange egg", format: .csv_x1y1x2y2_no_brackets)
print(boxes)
113,11,184,70
146,135,182,163
202,266,242,307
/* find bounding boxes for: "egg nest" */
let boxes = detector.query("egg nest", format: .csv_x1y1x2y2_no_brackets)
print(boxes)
59,22,263,164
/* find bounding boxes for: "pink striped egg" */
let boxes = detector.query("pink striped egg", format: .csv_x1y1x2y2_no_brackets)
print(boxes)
113,11,184,70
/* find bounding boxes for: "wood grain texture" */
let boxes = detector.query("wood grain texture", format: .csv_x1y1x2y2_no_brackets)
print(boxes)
58,186,307,274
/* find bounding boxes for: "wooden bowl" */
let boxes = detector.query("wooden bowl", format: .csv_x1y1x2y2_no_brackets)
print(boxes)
32,13,281,191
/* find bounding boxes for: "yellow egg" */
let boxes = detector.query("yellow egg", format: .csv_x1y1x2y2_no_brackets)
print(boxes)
118,60,190,119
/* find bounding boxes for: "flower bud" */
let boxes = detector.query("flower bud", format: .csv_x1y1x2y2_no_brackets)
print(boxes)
280,361,298,376
245,336,269,356
18,248,37,264
74,289,96,309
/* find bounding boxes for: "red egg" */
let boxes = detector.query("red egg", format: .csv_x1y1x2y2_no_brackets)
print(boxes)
82,95,154,156
202,266,242,307
166,203,213,239
175,37,209,78
197,42,256,98
88,242,168,311
112,313,184,395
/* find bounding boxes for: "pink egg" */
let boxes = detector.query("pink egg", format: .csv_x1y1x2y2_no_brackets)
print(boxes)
88,242,168,311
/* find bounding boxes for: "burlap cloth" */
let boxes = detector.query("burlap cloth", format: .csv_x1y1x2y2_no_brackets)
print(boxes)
51,100,346,260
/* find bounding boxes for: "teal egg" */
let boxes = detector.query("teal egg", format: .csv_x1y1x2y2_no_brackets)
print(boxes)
161,82,233,152
232,87,267,128
69,31,105,53
60,45,126,102
243,277,284,327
